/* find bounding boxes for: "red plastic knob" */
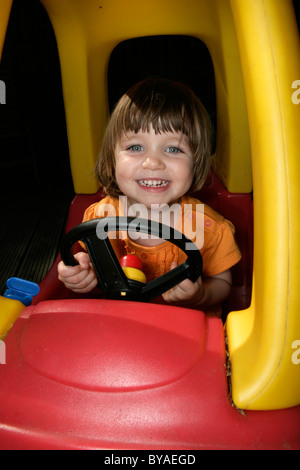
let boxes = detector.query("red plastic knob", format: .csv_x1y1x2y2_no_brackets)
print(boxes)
120,255,146,283
119,255,143,271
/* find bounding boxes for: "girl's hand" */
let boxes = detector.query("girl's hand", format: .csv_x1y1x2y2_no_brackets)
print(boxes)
162,262,205,305
162,263,232,309
57,252,98,293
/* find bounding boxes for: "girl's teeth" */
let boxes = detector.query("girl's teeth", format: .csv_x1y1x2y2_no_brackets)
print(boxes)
138,180,168,187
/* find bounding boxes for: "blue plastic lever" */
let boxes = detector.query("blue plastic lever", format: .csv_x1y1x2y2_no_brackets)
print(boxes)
4,277,40,306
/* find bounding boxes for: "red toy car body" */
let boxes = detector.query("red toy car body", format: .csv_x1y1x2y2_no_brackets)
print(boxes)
1,297,300,450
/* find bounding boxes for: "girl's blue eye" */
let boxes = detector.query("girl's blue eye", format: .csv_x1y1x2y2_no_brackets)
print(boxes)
128,145,143,151
166,147,182,154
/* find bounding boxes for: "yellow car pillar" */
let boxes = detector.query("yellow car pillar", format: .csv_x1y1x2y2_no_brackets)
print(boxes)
227,0,300,410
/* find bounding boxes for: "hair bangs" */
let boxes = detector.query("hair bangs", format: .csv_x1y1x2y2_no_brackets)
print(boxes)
117,92,191,138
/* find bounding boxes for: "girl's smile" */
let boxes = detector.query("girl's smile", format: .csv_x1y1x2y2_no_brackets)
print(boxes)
115,127,194,209
137,178,170,191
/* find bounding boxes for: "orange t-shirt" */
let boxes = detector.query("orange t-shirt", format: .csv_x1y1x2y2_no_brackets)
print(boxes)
82,195,241,315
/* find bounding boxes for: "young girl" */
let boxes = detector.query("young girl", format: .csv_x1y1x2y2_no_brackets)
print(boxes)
58,78,241,316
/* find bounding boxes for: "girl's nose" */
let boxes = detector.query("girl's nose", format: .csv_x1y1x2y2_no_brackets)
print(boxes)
142,155,166,170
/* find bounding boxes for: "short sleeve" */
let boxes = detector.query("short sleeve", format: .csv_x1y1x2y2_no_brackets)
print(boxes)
82,202,100,222
201,218,241,277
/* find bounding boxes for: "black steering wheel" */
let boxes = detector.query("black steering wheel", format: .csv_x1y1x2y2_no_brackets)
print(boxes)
60,217,203,302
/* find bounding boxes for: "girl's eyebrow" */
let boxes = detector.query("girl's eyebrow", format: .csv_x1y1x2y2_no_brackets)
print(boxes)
120,132,140,142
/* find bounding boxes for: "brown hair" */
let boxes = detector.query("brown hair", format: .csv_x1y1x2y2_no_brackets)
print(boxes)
95,78,212,198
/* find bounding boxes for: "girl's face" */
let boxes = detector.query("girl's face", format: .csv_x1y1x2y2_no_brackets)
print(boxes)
115,126,194,209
